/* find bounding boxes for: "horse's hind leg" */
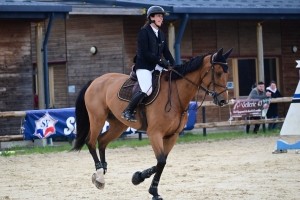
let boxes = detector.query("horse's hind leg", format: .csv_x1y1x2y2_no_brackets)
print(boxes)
97,116,128,170
86,111,107,190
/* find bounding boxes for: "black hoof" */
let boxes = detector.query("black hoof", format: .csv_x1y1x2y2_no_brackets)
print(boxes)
152,195,163,200
131,171,145,185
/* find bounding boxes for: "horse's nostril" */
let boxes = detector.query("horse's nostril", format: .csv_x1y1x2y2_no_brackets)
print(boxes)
219,100,226,105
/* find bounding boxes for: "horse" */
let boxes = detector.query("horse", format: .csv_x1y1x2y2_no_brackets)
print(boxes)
72,47,233,200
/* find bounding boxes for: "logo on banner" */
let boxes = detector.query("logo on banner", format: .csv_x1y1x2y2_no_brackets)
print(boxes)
33,112,58,138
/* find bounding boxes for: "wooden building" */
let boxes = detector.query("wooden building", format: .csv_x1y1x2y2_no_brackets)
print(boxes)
1,0,300,135
0,0,71,135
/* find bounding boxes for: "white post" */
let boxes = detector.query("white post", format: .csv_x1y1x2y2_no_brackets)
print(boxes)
257,23,264,83
168,23,175,59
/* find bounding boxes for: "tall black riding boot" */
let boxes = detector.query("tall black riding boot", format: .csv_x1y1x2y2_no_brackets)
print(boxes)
121,91,147,122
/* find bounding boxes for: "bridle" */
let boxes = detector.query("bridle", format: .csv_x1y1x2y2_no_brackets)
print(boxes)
166,53,229,112
163,53,229,139
200,53,229,102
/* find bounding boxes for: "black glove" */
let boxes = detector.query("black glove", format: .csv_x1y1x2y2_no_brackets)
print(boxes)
158,59,170,69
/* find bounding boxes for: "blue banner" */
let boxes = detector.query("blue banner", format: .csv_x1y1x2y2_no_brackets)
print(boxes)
24,102,197,140
24,108,76,140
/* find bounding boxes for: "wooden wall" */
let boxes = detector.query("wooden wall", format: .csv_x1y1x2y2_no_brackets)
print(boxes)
0,19,32,136
123,16,145,74
280,20,300,115
66,15,125,107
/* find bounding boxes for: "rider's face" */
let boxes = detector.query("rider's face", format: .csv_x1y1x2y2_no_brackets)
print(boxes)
150,14,163,28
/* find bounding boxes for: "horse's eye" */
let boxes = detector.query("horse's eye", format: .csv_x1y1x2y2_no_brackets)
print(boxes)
216,72,222,77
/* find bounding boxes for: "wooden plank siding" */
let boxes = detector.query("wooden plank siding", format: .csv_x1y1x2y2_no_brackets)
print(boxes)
280,20,300,115
66,15,125,107
123,16,145,74
0,19,33,136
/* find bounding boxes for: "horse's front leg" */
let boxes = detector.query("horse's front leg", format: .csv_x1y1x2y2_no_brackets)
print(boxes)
132,166,157,185
146,134,167,200
148,133,179,200
148,153,166,200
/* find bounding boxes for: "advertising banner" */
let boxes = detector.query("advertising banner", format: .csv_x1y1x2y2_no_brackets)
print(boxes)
231,98,271,118
23,102,198,140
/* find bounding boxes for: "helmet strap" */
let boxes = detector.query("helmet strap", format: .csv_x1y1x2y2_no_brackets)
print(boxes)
149,19,161,28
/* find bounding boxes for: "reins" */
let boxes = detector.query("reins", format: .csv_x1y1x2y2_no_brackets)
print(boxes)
165,54,228,112
163,53,229,138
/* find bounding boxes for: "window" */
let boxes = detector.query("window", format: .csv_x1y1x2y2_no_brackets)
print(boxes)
238,59,257,96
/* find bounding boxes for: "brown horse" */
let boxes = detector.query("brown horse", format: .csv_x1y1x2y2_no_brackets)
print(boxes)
72,48,233,200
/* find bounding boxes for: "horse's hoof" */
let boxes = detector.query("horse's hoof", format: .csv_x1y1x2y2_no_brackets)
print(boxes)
131,171,144,185
152,195,163,200
92,173,105,190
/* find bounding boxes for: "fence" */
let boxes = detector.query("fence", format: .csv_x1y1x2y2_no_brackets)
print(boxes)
0,97,293,141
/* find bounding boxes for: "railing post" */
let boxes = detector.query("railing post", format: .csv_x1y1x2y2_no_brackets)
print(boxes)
202,107,206,136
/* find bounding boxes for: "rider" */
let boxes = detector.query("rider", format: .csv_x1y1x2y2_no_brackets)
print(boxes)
121,5,176,122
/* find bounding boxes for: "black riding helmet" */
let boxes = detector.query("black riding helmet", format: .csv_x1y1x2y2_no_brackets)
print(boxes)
147,6,169,18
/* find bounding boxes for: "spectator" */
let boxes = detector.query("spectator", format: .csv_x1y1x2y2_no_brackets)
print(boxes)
266,81,282,130
246,81,271,134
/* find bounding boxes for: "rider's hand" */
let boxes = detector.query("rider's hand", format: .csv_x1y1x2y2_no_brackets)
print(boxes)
158,59,170,69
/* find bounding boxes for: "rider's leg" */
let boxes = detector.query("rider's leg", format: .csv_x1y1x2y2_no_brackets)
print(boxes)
121,69,152,122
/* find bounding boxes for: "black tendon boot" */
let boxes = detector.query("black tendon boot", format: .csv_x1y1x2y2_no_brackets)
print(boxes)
121,91,147,122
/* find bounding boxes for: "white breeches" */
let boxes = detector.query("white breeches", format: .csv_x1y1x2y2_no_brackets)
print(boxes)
136,65,167,96
136,69,153,96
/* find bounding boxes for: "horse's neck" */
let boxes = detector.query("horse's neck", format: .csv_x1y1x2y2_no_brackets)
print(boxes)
175,71,202,107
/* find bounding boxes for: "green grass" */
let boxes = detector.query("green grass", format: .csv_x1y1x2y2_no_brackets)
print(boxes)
0,128,280,157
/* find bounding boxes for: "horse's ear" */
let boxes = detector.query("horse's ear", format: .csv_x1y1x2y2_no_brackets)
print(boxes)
223,48,233,60
215,48,224,61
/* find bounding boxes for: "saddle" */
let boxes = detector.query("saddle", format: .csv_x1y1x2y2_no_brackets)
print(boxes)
118,69,162,105
118,68,162,131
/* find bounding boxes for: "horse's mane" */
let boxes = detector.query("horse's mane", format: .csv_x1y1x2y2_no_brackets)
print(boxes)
166,53,211,81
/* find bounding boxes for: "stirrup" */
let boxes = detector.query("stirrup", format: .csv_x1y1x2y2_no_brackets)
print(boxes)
121,110,137,122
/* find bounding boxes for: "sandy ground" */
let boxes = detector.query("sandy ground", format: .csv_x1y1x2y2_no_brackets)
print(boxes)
1,135,300,200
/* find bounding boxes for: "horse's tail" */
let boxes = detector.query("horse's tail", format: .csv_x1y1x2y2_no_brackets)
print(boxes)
72,80,94,151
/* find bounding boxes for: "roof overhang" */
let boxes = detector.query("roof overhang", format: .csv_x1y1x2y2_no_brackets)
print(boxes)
0,1,72,19
72,0,300,19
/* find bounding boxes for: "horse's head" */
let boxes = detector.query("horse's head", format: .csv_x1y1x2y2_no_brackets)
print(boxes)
201,48,233,107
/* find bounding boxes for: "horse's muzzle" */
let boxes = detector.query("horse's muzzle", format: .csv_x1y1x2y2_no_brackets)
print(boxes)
213,97,228,107
218,99,228,107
